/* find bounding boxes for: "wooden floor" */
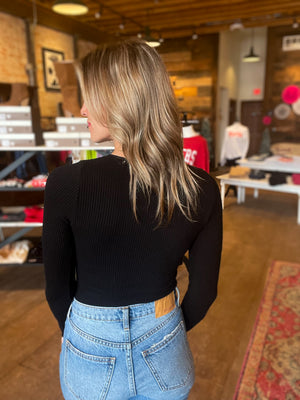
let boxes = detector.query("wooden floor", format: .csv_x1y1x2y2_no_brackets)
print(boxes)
0,189,299,399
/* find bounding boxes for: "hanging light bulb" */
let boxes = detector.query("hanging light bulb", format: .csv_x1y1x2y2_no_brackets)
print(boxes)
292,19,299,29
243,29,260,62
119,18,125,30
192,31,198,40
52,0,88,16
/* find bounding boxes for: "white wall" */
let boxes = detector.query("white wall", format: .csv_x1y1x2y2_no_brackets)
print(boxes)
238,28,267,102
218,31,241,100
216,27,267,165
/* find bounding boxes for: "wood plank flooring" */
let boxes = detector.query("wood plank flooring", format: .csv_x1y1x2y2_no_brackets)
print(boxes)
0,189,299,399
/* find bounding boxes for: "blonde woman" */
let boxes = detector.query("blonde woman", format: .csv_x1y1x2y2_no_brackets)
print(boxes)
43,39,222,400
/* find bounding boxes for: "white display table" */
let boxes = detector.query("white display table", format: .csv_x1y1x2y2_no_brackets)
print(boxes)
238,155,300,174
217,173,300,224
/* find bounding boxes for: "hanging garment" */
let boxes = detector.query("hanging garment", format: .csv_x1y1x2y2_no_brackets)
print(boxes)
183,135,210,172
220,122,250,166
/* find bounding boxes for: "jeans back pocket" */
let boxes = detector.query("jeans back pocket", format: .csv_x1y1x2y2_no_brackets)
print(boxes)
63,340,115,400
142,321,194,392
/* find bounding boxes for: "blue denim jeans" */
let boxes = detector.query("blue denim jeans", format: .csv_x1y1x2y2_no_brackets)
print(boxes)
60,291,195,400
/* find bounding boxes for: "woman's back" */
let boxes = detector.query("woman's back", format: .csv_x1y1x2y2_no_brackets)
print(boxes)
43,154,222,333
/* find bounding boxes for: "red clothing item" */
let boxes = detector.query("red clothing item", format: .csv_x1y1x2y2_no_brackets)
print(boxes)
24,206,44,223
183,135,210,172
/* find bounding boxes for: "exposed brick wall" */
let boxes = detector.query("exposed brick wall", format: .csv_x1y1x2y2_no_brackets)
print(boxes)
0,12,27,83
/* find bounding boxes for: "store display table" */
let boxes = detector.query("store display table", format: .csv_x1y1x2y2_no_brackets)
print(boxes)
216,173,300,224
237,155,300,174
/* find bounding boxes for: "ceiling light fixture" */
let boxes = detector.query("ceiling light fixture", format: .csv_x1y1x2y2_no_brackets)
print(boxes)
95,5,102,19
192,31,198,40
119,18,126,30
230,21,244,31
52,0,88,16
292,18,299,29
243,29,260,62
144,27,160,47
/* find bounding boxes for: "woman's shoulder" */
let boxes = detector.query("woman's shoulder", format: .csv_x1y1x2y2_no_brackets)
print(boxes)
48,155,110,178
46,155,123,187
188,165,218,189
46,161,84,195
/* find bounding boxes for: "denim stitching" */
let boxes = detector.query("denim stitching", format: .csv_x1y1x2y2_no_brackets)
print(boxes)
141,322,193,391
131,307,178,348
71,308,154,321
143,321,184,355
69,317,128,348
144,357,193,392
64,340,115,399
66,339,116,363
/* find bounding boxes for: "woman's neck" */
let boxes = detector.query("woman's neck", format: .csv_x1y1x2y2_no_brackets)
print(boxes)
112,140,125,158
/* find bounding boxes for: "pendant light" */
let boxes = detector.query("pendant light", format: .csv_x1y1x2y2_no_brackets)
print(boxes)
52,0,88,16
144,27,160,48
243,29,260,63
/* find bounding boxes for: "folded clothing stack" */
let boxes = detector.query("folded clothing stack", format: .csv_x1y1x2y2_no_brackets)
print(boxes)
0,178,25,188
0,207,25,222
292,174,300,185
0,175,48,188
24,174,48,188
229,166,250,178
0,206,44,222
269,172,289,186
249,169,266,180
24,206,44,223
0,240,33,264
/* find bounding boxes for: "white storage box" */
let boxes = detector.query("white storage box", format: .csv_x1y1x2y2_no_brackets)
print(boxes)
0,120,32,133
0,106,31,121
78,132,92,147
43,132,79,147
0,133,35,147
78,133,114,149
56,117,88,133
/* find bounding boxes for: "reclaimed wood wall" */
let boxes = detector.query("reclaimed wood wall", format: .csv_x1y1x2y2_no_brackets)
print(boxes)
264,26,300,144
158,34,218,124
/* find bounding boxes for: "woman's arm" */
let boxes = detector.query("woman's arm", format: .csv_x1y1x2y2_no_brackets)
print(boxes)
181,177,223,331
42,166,78,334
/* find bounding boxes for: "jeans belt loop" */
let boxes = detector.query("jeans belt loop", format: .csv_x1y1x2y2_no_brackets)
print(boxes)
66,301,73,320
175,287,180,307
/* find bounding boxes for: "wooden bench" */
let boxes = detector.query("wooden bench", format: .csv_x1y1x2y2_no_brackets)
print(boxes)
216,173,300,224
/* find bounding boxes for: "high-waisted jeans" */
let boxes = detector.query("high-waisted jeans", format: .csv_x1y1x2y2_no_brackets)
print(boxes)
60,291,195,400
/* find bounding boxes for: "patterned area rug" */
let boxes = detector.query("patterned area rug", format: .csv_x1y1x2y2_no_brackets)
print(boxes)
234,261,300,400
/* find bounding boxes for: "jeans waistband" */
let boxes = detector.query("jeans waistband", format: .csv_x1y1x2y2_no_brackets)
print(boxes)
70,289,179,321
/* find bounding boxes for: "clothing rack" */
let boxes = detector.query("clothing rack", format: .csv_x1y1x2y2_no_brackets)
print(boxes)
181,112,200,126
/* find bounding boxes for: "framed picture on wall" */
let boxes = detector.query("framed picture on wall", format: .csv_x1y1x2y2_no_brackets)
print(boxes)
42,48,65,91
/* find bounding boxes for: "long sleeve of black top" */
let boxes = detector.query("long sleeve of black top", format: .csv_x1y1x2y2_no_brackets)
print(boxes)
42,155,222,333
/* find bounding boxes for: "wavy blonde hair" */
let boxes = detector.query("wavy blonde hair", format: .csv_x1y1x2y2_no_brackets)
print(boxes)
76,39,199,225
